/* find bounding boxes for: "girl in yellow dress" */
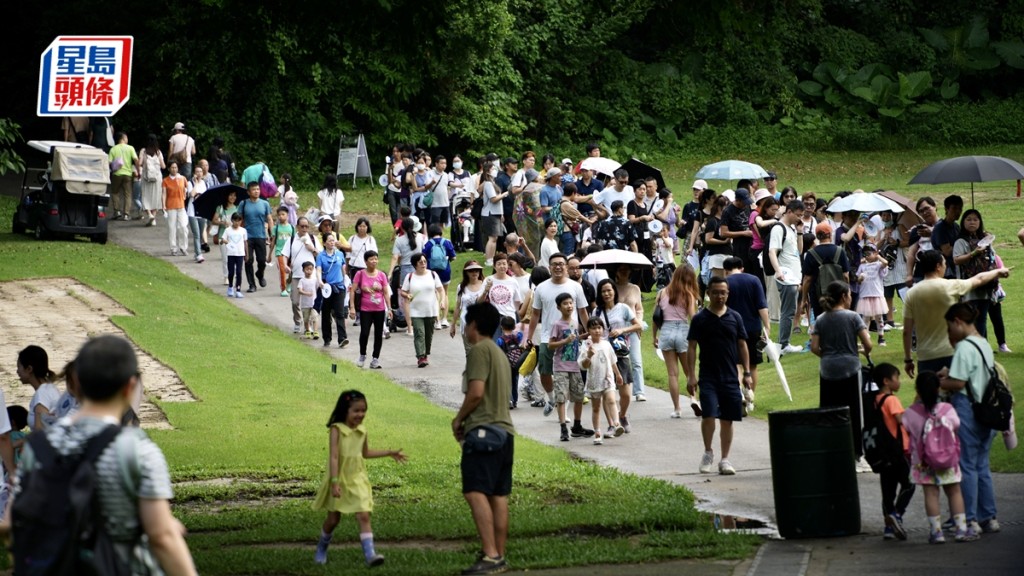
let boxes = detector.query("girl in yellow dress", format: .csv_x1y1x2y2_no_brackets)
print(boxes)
313,390,407,566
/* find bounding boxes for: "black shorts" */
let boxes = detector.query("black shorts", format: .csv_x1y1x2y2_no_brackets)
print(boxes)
698,379,744,422
883,282,904,299
744,335,764,366
461,433,515,496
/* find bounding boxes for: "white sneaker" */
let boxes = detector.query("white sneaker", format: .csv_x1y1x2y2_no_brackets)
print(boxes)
669,411,682,419
782,344,804,355
593,434,603,445
699,451,715,473
357,355,366,368
719,460,736,475
635,394,647,402
293,324,301,334
855,456,873,473
441,319,450,328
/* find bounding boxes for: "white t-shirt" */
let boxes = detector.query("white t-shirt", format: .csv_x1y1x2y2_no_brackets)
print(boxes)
769,223,802,285
403,271,443,318
347,234,377,269
168,133,193,162
388,163,404,192
289,233,320,279
29,382,61,430
430,170,451,208
298,276,318,309
482,182,502,216
224,226,248,257
318,188,345,217
596,186,634,213
532,279,587,344
484,276,523,319
539,237,559,269
393,233,427,267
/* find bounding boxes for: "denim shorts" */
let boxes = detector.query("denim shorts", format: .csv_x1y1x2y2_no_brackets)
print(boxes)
657,320,690,353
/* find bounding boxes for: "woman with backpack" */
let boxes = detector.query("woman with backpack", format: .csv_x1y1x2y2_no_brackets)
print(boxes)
138,134,165,226
422,223,457,328
809,280,873,472
938,302,1001,537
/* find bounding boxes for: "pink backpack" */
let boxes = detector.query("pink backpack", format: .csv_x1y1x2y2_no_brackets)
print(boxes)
913,403,960,471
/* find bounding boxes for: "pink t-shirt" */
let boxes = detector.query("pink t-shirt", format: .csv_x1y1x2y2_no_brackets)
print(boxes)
353,269,389,312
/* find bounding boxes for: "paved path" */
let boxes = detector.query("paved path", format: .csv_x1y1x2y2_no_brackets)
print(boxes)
105,218,1021,575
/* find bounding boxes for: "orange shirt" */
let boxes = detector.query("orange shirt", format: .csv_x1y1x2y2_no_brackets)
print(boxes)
878,392,909,452
163,175,187,209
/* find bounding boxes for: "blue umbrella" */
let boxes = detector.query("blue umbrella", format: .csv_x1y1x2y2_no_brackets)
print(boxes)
695,160,770,181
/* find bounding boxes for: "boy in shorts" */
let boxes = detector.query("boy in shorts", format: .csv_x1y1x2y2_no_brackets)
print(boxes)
549,293,585,442
686,276,752,475
579,318,624,445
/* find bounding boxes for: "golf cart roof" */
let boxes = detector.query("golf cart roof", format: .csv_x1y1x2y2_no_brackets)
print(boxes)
28,140,99,154
29,140,111,194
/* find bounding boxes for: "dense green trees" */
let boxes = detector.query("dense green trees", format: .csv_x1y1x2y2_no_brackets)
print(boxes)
6,0,1024,177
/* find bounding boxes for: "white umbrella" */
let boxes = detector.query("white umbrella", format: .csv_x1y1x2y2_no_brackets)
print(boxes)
580,157,622,177
762,327,792,401
580,249,654,269
695,160,769,181
827,192,904,214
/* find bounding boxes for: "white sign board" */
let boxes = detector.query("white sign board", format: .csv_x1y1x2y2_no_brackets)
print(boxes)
336,134,373,187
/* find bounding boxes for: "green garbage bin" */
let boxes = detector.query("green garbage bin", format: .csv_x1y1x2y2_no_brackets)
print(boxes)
769,407,860,538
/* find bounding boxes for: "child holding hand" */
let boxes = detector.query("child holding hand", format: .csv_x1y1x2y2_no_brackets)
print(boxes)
312,390,407,566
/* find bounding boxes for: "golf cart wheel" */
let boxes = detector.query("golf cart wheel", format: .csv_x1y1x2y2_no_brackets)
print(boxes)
91,233,108,245
34,225,49,240
11,213,25,234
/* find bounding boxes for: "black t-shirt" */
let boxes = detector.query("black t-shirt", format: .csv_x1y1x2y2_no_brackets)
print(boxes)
688,308,748,384
834,225,861,290
723,204,752,253
705,216,732,256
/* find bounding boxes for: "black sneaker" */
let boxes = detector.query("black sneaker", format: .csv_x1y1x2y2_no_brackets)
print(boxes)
461,555,507,575
258,276,267,288
246,286,257,293
570,426,594,438
560,427,569,442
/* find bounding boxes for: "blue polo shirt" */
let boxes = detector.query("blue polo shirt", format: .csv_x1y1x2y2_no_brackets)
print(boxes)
316,249,347,289
574,178,604,216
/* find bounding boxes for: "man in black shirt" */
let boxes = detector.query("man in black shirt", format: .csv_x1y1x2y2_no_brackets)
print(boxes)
721,188,755,271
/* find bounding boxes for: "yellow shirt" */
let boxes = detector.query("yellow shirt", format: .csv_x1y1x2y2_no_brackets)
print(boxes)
904,278,973,361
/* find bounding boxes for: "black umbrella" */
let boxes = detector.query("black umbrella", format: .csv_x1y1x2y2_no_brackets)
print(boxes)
620,158,665,189
908,155,1024,206
193,184,246,220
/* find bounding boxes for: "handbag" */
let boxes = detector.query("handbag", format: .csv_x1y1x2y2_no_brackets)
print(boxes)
463,424,509,453
169,136,191,166
518,344,537,376
422,174,443,208
652,290,665,329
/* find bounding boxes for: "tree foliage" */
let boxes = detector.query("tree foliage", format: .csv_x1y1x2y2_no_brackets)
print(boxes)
4,0,1024,180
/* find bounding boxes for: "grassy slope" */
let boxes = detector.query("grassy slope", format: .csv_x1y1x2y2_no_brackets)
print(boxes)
0,202,754,575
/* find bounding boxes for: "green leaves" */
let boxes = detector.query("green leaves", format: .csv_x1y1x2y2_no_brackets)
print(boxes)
0,118,25,176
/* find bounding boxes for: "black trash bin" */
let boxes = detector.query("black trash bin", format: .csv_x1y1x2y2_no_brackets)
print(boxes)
769,407,860,538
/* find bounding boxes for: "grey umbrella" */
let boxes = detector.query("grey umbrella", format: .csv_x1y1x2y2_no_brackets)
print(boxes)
908,155,1024,206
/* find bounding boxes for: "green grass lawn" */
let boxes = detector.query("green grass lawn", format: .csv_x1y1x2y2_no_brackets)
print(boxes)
0,197,755,575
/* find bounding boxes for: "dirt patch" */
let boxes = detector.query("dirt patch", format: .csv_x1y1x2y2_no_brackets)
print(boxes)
0,278,196,430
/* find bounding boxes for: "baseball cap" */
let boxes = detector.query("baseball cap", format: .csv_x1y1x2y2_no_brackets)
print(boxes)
735,188,754,206
692,179,708,191
546,168,562,180
721,189,736,202
814,221,833,237
173,122,185,131
503,156,518,166
561,158,573,166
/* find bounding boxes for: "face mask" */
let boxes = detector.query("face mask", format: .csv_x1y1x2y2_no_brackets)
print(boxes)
416,164,426,171
453,162,462,170
884,220,894,228
489,169,499,178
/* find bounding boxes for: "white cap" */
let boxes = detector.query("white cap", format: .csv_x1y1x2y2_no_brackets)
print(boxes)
560,158,573,166
692,179,708,191
721,189,736,203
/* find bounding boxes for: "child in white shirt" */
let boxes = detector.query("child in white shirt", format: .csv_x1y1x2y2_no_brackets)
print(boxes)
579,318,624,445
298,261,320,340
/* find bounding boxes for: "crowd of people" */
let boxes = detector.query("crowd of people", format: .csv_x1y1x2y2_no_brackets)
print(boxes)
87,130,1023,568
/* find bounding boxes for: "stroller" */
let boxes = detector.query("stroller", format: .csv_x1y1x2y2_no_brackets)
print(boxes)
451,192,475,252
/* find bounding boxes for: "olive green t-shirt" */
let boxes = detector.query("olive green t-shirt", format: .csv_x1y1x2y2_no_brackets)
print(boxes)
462,339,516,436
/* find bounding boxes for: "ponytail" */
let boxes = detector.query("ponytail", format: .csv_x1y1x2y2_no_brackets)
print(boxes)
818,280,850,312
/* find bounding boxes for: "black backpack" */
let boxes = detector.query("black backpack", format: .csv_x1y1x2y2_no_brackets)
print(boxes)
964,339,1015,431
861,392,903,473
809,245,844,296
12,425,131,576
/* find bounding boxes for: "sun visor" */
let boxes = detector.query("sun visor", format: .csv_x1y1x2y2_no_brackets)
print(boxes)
51,146,111,194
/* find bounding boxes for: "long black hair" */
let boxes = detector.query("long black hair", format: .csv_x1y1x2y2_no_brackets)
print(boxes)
327,389,366,428
18,345,55,382
915,371,941,411
321,174,338,196
596,278,620,311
